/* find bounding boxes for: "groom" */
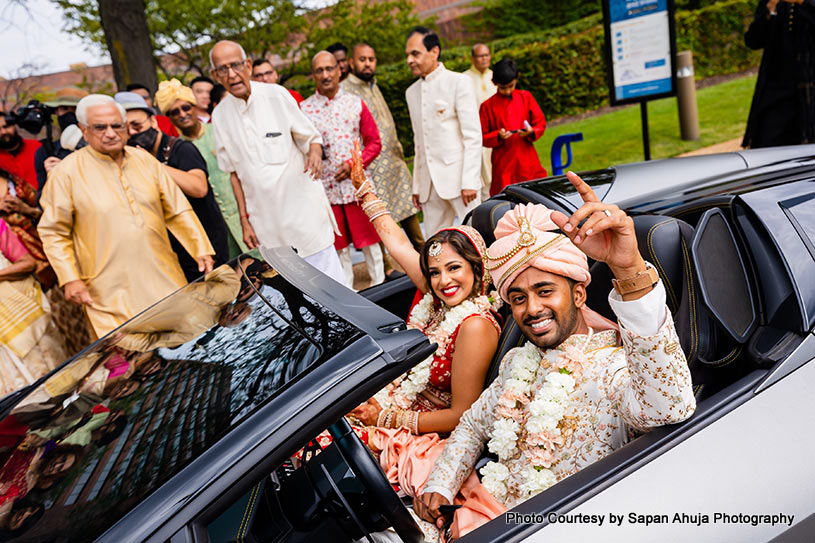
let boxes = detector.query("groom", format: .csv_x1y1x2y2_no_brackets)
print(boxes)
414,172,696,537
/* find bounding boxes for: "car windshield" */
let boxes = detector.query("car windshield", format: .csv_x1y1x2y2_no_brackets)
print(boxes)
0,259,364,542
782,192,815,257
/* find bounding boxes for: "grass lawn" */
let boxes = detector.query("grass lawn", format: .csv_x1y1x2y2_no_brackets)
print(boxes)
535,74,757,172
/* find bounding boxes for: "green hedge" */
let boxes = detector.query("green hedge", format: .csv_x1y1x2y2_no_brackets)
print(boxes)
295,0,760,155
460,0,602,39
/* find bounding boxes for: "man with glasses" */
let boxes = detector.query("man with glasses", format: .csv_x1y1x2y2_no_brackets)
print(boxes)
114,91,229,282
155,78,250,259
38,94,215,338
251,58,304,104
301,51,385,288
464,43,497,202
209,40,346,286
125,83,180,137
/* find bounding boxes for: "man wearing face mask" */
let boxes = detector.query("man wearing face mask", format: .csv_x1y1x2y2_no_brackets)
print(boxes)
32,87,89,193
114,91,229,282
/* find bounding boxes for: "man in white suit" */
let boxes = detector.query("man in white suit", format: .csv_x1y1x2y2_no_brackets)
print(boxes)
405,26,483,236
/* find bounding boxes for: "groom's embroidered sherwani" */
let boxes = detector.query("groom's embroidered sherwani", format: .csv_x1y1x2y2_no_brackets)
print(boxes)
423,281,696,508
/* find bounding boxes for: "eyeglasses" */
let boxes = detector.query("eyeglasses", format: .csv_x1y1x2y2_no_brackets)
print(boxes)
167,104,194,117
213,60,247,76
313,64,338,76
90,123,126,134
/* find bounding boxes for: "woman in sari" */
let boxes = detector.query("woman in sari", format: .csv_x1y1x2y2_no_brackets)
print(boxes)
0,168,51,286
0,168,93,356
0,220,67,396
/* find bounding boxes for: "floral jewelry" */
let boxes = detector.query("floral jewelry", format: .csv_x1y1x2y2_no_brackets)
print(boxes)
480,335,590,504
387,292,495,410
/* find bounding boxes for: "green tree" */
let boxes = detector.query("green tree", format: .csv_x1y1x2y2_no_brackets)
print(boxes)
52,0,309,83
51,0,428,88
308,0,427,66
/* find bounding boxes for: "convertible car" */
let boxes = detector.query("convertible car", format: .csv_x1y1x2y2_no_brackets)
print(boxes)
1,144,813,543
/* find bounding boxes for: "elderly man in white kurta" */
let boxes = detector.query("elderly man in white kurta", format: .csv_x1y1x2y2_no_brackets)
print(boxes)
209,40,345,285
415,175,696,539
405,27,482,236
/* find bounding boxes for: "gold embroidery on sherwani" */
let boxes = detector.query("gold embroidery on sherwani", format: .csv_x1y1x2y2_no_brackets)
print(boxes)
424,313,696,509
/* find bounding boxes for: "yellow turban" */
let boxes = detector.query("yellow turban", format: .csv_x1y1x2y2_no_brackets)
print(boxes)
155,78,197,114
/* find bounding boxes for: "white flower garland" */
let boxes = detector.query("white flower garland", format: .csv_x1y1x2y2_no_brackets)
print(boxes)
481,341,582,503
387,292,495,410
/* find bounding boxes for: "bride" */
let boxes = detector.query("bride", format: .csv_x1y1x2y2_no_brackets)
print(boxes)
345,142,500,496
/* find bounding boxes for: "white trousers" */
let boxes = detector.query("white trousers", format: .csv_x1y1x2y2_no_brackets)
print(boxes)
337,244,385,290
480,147,493,201
422,185,481,238
303,244,350,288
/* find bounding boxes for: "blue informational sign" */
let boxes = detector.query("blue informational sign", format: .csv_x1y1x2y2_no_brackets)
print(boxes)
603,0,676,104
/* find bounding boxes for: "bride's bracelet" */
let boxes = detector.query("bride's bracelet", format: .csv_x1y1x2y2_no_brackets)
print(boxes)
354,179,376,201
377,408,419,433
362,198,390,222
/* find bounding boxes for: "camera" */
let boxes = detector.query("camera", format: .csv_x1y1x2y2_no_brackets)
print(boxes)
4,100,54,135
4,100,56,156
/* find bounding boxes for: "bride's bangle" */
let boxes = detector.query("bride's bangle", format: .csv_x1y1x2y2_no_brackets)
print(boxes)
409,410,419,434
355,179,376,201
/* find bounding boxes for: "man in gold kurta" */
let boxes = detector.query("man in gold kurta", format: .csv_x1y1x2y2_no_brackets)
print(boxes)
38,95,214,338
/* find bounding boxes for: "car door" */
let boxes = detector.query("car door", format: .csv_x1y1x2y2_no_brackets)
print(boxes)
96,250,433,542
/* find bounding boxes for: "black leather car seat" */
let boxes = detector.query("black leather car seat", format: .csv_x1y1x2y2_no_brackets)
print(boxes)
467,199,524,386
470,199,741,399
587,215,743,399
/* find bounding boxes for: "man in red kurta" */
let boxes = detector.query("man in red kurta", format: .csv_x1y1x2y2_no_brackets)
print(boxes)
479,59,547,196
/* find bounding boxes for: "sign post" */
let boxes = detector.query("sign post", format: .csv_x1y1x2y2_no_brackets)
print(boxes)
602,0,677,161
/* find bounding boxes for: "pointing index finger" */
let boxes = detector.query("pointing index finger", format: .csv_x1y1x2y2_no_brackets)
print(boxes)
566,171,600,203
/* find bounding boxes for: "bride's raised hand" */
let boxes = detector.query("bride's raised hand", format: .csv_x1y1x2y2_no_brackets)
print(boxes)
350,139,366,190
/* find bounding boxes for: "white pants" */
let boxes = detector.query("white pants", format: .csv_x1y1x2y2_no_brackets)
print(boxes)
422,185,481,238
480,147,493,201
337,244,385,290
303,244,350,288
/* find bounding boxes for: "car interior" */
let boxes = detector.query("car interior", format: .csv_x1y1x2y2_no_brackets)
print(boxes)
196,185,811,543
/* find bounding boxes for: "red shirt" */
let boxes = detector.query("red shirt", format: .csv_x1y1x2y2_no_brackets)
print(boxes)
480,89,547,196
289,89,304,105
0,138,41,189
155,114,180,137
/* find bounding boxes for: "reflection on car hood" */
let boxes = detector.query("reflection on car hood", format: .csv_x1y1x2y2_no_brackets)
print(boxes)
0,257,366,542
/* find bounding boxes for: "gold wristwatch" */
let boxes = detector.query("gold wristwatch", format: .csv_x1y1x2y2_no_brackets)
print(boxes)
612,264,659,296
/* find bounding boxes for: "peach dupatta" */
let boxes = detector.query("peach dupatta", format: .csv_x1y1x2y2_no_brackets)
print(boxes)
370,427,507,540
